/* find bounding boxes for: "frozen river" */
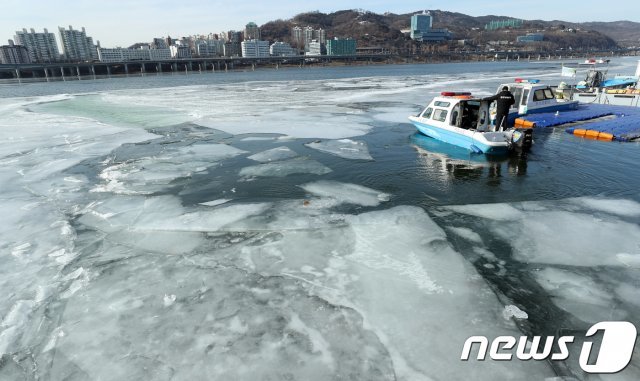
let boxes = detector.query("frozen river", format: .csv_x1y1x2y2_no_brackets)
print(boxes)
1,58,639,380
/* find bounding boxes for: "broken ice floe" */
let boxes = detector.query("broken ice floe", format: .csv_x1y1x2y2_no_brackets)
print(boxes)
93,143,247,195
247,146,298,162
239,157,331,178
443,197,640,331
305,139,373,161
300,180,390,207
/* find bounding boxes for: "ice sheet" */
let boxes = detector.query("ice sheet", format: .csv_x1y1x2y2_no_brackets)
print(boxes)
93,143,247,195
247,146,298,162
305,139,373,160
239,157,332,178
300,180,390,207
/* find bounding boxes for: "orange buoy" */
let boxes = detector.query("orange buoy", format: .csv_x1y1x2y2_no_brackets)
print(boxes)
573,129,587,136
585,129,600,138
597,132,614,141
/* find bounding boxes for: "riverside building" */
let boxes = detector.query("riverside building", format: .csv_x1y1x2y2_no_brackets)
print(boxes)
13,28,60,63
97,47,171,62
410,11,452,42
326,38,356,56
58,26,98,62
269,41,296,56
241,40,269,58
0,40,31,64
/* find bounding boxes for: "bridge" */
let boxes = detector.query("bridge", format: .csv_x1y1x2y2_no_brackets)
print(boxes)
0,54,392,83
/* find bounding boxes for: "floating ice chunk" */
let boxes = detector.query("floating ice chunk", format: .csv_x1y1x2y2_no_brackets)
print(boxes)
568,197,640,217
446,203,523,221
247,146,298,162
239,157,331,178
94,143,247,195
447,198,640,267
42,327,65,353
199,199,232,207
502,305,528,320
617,253,640,268
11,242,31,257
534,267,625,323
615,283,640,307
240,137,275,141
505,210,640,267
300,180,390,207
305,139,373,160
341,206,553,379
163,294,177,307
447,226,484,244
288,313,335,370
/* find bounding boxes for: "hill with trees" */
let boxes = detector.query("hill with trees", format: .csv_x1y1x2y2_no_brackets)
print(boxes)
259,9,636,53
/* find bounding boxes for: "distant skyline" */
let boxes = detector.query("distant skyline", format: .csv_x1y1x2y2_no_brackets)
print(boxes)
2,0,639,47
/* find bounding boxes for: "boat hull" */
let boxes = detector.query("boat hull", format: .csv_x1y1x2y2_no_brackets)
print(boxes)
409,118,509,155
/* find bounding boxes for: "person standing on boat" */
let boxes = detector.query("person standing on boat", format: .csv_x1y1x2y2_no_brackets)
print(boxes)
484,86,515,131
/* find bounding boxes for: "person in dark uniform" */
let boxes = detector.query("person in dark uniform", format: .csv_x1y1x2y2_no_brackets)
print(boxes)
483,86,515,131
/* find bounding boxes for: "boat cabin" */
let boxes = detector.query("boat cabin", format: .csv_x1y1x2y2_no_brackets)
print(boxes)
496,79,561,115
418,92,494,131
495,78,578,115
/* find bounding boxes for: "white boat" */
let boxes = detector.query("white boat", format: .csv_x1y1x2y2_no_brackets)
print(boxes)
496,78,579,124
408,92,532,155
559,60,640,107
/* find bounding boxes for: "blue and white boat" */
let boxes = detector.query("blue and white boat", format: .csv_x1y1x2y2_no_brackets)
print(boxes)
408,92,531,155
564,60,640,107
497,79,579,125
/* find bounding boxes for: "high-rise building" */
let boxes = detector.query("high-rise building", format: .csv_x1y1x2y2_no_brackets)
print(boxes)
314,29,326,45
13,28,60,63
58,26,98,62
411,12,432,40
245,22,261,41
410,11,452,42
326,38,356,56
241,40,269,58
0,40,32,64
303,26,314,50
291,26,303,48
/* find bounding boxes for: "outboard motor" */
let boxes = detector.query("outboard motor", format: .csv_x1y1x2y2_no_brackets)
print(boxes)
511,128,533,152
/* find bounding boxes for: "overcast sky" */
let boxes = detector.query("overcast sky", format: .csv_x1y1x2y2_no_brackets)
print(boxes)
2,0,638,47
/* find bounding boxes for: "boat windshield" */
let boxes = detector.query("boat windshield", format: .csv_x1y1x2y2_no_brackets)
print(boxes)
533,88,555,101
421,107,433,118
433,109,448,122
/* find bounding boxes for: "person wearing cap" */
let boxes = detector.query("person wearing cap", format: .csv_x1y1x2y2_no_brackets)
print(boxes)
483,86,515,131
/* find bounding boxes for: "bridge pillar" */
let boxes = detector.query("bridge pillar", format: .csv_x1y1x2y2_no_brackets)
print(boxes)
14,69,21,84
44,67,50,82
91,65,96,80
172,62,177,74
124,63,129,76
60,67,66,81
76,66,81,80
107,65,111,78
141,63,145,76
